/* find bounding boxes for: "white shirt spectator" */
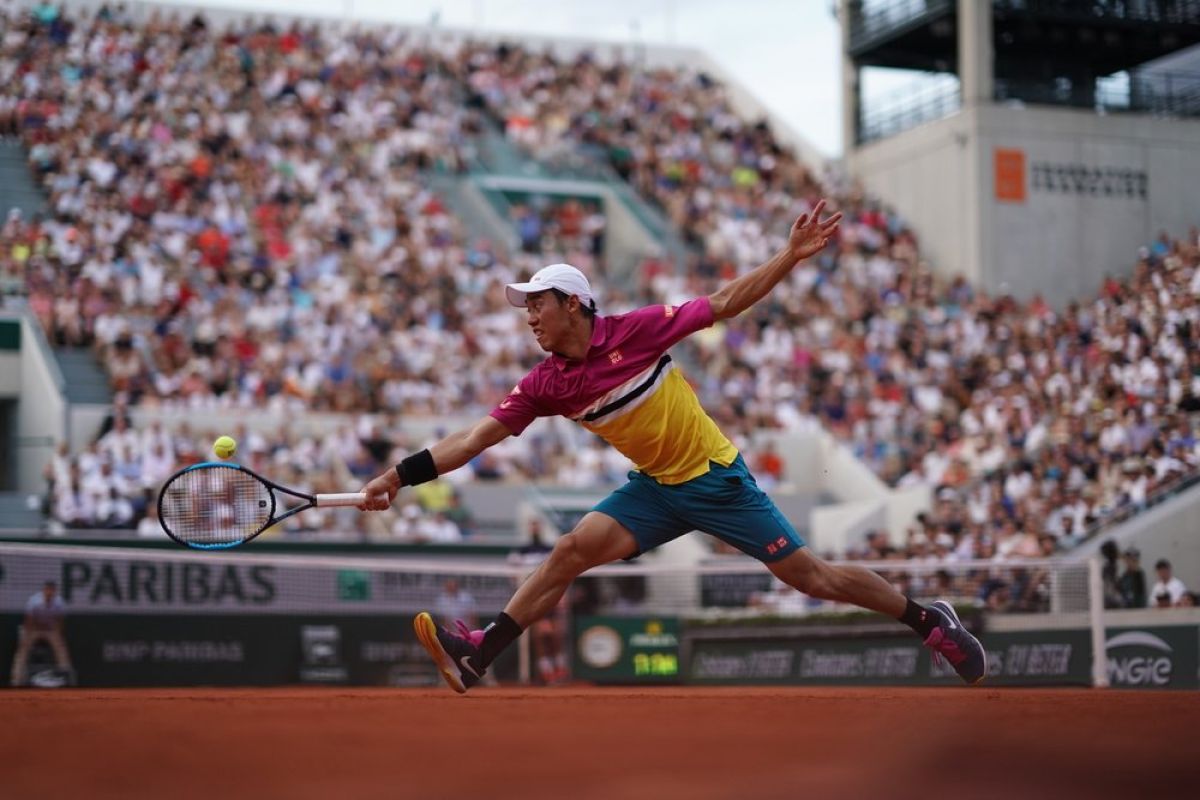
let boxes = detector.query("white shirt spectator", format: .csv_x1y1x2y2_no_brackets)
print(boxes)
1151,575,1188,605
416,514,463,544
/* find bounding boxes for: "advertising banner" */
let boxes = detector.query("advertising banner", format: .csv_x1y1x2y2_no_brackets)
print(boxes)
574,616,681,683
0,613,519,687
1103,626,1198,690
0,547,514,615
685,625,1198,688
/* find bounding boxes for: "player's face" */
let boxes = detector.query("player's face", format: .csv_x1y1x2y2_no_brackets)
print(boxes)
524,291,570,352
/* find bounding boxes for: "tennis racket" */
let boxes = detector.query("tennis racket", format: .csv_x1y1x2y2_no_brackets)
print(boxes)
157,462,367,550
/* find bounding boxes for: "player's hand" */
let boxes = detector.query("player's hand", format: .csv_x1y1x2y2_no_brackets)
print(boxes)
359,470,400,511
787,198,842,261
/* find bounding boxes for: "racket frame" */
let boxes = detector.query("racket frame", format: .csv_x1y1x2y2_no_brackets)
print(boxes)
157,461,365,550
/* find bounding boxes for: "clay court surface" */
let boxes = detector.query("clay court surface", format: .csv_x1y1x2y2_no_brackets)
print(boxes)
2,686,1197,799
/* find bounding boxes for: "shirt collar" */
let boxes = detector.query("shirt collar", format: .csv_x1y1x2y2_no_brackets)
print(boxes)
550,315,608,371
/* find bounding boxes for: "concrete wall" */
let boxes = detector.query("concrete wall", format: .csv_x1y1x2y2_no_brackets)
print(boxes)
759,429,929,551
0,312,67,493
850,110,981,284
0,352,18,396
980,105,1200,304
852,104,1200,305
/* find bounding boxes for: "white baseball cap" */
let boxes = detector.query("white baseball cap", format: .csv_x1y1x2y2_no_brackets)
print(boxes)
504,263,596,309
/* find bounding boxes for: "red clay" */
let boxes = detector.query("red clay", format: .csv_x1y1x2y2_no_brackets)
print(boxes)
1,686,1196,800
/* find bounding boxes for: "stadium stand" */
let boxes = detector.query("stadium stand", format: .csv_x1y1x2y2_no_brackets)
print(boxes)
1,4,1197,565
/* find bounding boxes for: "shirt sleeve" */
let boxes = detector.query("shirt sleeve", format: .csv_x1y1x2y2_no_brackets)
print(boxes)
626,297,715,350
489,371,548,437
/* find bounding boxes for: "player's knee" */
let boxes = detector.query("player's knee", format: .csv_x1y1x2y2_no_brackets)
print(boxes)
546,534,588,578
773,557,835,599
793,569,831,598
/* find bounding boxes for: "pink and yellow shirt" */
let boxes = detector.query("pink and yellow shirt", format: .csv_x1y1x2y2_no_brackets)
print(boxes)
490,298,738,485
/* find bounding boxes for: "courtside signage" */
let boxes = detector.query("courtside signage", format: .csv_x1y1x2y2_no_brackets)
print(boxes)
0,550,512,615
1105,627,1198,689
685,626,1197,688
575,616,681,682
0,613,526,687
685,630,1097,686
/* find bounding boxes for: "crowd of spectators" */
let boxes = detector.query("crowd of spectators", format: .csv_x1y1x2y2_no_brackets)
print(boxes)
40,412,348,535
1,4,553,419
461,42,822,267
510,195,605,268
40,408,475,540
452,36,1200,559
5,6,1200,567
1100,541,1196,610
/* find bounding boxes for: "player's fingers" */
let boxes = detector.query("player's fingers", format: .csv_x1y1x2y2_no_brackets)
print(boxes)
361,493,389,511
820,212,843,232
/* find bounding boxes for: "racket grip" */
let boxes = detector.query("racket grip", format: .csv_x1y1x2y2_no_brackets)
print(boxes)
315,492,369,507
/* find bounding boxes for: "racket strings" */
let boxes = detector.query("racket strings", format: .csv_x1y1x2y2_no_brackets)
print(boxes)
160,466,273,546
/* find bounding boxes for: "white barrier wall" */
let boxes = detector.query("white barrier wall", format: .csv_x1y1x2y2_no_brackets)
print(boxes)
851,104,1200,306
0,352,18,395
0,312,68,493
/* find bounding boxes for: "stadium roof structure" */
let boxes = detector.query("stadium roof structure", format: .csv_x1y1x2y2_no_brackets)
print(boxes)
848,0,1200,75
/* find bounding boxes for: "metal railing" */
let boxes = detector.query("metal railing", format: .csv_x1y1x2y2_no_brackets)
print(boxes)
858,76,962,143
860,65,1199,144
993,0,1200,25
995,68,1200,117
848,0,955,53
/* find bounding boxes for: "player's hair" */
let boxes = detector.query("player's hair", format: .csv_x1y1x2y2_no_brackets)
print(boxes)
550,288,596,318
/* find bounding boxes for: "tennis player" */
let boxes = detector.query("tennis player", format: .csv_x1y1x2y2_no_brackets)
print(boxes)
360,200,987,691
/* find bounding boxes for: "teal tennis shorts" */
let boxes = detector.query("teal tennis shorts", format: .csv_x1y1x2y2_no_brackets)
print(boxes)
594,454,805,562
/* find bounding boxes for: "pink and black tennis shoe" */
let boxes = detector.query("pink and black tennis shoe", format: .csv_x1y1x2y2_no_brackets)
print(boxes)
414,612,486,694
924,600,988,685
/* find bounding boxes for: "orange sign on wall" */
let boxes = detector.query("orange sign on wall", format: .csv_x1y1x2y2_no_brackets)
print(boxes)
994,148,1027,203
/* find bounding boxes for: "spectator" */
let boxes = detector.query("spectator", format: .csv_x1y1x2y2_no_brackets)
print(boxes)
1100,540,1124,609
414,511,463,544
1151,559,1189,607
1117,547,1147,609
752,441,785,491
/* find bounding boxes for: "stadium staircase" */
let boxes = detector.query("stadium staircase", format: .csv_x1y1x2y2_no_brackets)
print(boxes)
53,348,111,404
0,139,46,219
447,121,708,374
0,141,110,405
0,491,43,530
452,121,707,377
466,119,698,286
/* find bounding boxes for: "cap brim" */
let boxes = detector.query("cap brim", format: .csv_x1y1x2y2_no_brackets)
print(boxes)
505,281,543,307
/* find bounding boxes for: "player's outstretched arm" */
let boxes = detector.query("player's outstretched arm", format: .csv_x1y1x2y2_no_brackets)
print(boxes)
707,198,842,321
359,416,512,510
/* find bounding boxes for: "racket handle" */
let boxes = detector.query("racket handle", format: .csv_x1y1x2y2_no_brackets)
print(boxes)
315,492,369,507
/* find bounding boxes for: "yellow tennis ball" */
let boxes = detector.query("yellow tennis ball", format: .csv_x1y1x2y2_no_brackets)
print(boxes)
213,435,238,460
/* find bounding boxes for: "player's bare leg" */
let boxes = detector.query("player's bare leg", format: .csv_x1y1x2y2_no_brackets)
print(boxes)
768,548,987,684
767,548,906,616
414,512,636,693
503,512,637,625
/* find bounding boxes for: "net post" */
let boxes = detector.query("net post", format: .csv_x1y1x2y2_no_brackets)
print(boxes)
1048,563,1062,614
1088,555,1110,688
